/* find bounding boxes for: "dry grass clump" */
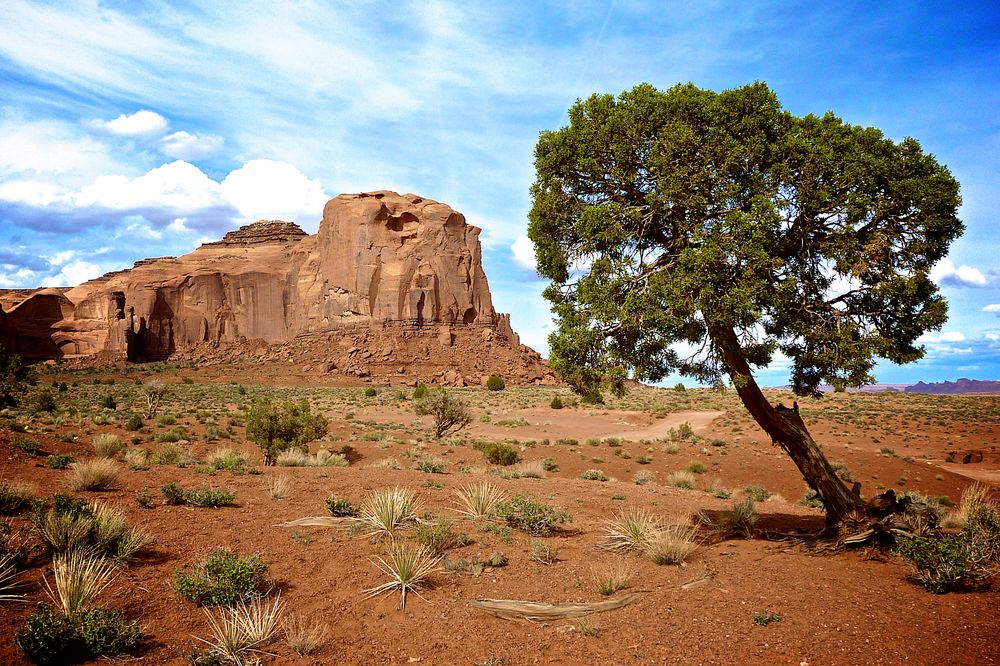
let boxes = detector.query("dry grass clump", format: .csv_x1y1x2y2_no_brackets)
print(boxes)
370,458,401,470
46,550,116,616
68,459,119,492
601,507,660,553
358,487,418,539
454,482,505,520
633,470,656,486
957,483,992,525
592,560,635,596
91,433,125,459
364,542,443,608
646,524,699,565
276,448,348,467
668,470,696,490
196,596,284,665
284,613,328,655
264,475,291,500
0,479,34,515
0,553,25,603
124,447,149,469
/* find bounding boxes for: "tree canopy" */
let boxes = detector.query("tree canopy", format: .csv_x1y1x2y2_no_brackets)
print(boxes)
529,82,962,398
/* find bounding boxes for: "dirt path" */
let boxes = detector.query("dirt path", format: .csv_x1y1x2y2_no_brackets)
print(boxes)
602,409,724,441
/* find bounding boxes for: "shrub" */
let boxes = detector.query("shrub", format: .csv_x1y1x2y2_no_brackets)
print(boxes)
685,460,706,474
15,603,81,665
34,391,57,413
363,387,377,397
325,497,359,517
752,610,782,626
124,414,143,431
646,524,699,565
668,470,696,489
91,434,124,459
495,494,571,535
475,441,519,466
358,487,418,539
13,435,42,455
0,346,37,407
601,507,660,553
99,395,116,410
68,459,119,492
155,414,176,426
174,549,268,606
48,551,116,617
454,482,505,520
284,614,328,655
414,389,472,438
579,469,608,482
161,483,234,508
79,608,142,656
633,470,656,485
415,520,471,555
549,396,563,409
896,533,971,594
207,448,248,473
0,480,33,515
486,375,506,391
593,560,634,596
743,486,771,502
46,454,74,470
412,384,428,399
151,443,187,465
364,542,443,609
718,498,758,537
415,457,446,474
246,398,328,466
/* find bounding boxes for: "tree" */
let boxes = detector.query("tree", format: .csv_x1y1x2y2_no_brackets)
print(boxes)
414,389,472,438
0,346,36,407
245,398,329,465
141,380,168,419
528,82,962,525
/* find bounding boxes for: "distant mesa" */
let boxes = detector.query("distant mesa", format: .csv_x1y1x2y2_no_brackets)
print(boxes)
0,191,552,385
903,379,1000,394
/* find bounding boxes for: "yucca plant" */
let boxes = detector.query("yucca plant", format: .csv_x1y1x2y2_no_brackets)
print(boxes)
46,551,116,617
592,560,635,596
454,482,505,520
646,524,699,565
358,487,418,539
233,594,284,646
284,613,328,655
35,507,95,555
91,503,128,553
601,507,660,553
68,458,120,492
957,482,991,526
114,524,153,563
196,603,277,665
364,542,442,608
264,475,291,500
0,553,25,603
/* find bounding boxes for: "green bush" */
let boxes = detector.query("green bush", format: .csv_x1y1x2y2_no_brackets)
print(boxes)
743,486,771,502
413,383,428,399
99,395,116,410
579,469,608,481
173,548,268,606
46,454,74,470
246,398,328,466
486,375,506,391
78,608,141,657
325,496,359,517
896,534,970,594
495,494,571,535
0,346,37,407
15,603,81,665
414,389,472,438
160,483,233,508
475,441,519,466
13,435,42,455
549,396,563,409
34,391,57,413
415,520,471,555
124,414,143,431
363,387,377,397
0,480,33,515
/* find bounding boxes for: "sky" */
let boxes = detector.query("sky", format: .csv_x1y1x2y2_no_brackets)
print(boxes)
1,0,998,386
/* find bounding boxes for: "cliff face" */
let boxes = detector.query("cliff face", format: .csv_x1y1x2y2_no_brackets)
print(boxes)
0,192,520,363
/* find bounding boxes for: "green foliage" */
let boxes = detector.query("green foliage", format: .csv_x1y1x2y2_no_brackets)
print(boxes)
474,441,519,466
99,395,116,410
486,375,506,391
528,82,962,399
245,398,329,466
549,396,563,409
579,469,608,481
415,520,471,555
13,435,41,455
363,387,377,397
494,494,571,535
173,548,267,606
752,610,782,626
46,454,74,470
160,483,233,508
34,391,57,413
78,608,142,656
124,413,144,431
15,603,81,665
413,383,428,399
0,346,36,407
325,496,359,517
743,486,771,502
414,389,472,438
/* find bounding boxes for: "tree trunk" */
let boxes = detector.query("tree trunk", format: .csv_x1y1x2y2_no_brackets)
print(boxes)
708,323,865,524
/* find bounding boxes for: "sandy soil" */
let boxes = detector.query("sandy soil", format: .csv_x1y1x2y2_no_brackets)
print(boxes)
1,379,997,665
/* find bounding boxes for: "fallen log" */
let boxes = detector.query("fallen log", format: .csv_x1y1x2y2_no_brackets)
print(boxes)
469,593,642,621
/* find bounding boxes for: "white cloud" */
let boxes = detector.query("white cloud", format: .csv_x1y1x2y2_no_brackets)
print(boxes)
160,131,223,160
920,331,967,343
511,235,537,271
219,159,328,228
0,116,123,181
55,260,102,286
97,110,169,137
983,304,1000,313
930,258,988,287
75,161,222,211
47,250,76,266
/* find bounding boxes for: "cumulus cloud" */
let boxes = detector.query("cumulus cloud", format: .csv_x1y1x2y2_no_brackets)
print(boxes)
930,258,988,287
160,131,224,160
919,331,967,343
54,260,102,286
511,235,537,271
96,110,169,137
0,116,124,181
983,304,1000,314
219,159,328,227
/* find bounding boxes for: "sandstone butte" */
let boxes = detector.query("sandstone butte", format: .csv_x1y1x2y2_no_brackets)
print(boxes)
0,191,556,387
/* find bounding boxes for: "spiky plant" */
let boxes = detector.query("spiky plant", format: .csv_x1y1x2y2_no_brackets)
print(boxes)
592,560,635,595
454,482,505,520
364,542,442,608
646,524,699,565
91,434,125,459
957,483,991,526
196,605,274,666
358,487,418,539
35,508,95,555
264,475,291,500
114,525,153,563
284,613,328,655
91,503,128,553
601,507,660,553
46,551,116,617
233,594,284,646
0,553,25,603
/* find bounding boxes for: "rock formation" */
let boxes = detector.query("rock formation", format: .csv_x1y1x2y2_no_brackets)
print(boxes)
0,191,551,384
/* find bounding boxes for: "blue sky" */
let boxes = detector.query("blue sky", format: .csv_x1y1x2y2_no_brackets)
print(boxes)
1,0,998,386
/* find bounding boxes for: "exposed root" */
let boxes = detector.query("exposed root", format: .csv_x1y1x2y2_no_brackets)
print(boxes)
470,593,642,621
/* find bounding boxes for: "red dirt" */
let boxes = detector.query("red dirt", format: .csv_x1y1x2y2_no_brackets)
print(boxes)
1,382,997,665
